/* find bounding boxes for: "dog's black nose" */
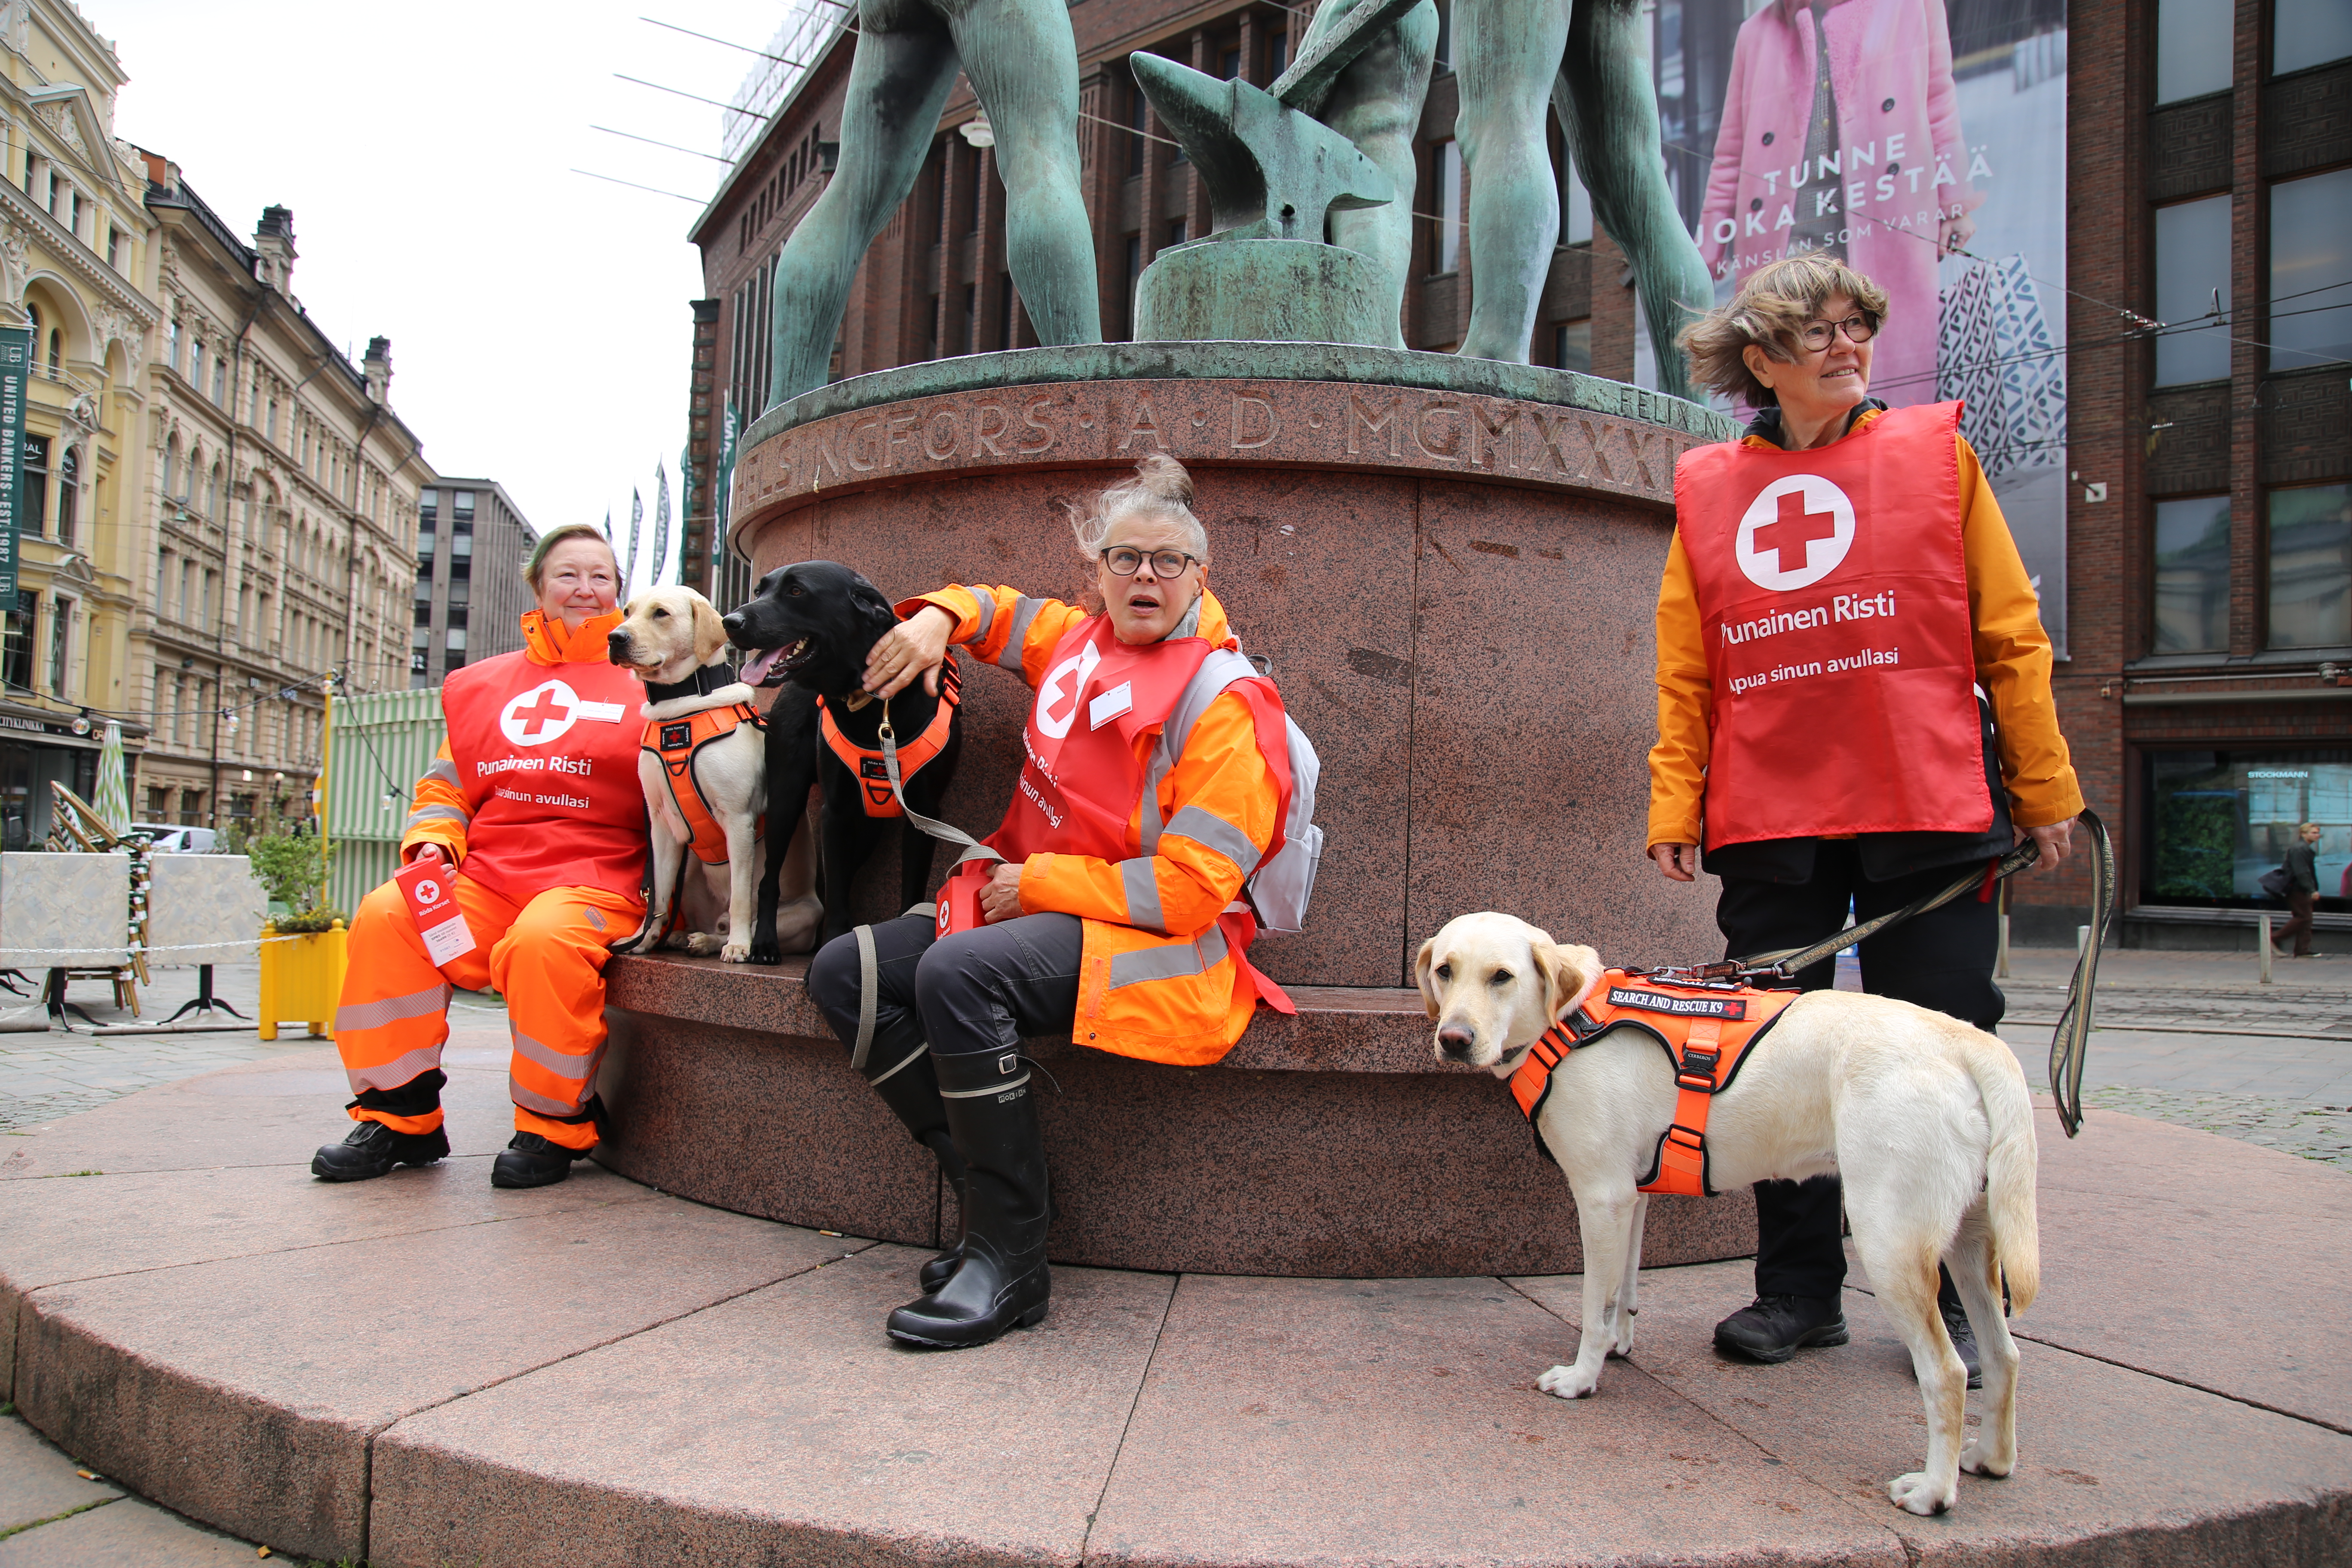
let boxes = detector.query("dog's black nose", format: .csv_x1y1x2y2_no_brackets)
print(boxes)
605,629,627,649
720,611,744,640
1437,1024,1476,1058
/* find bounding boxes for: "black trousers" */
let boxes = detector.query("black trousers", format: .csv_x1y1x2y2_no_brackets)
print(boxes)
1716,839,2003,1299
805,911,1084,1067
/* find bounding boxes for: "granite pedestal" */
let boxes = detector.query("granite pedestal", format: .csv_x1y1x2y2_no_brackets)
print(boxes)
1,1045,2346,1567
612,344,1749,1274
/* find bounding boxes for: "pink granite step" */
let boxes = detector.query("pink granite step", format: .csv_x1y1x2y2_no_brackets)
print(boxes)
0,1047,2345,1566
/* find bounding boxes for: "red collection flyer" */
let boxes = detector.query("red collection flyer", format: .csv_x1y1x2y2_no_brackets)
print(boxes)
395,858,478,967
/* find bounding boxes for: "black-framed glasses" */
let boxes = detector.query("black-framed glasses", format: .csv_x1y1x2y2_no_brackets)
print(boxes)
1797,313,1877,352
1099,546,1200,579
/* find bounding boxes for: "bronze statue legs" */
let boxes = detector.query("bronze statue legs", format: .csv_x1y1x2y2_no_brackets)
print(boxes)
1451,0,1712,396
764,0,1101,413
1311,0,1440,352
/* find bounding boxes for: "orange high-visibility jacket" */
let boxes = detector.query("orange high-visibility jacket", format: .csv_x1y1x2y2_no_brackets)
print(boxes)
400,609,649,903
904,584,1286,1067
1511,970,1803,1196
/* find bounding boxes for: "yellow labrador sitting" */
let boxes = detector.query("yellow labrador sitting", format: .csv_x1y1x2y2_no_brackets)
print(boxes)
608,586,769,962
1417,911,2038,1518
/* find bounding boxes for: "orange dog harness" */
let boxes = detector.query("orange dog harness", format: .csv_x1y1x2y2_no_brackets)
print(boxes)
645,698,766,864
1510,969,1802,1196
819,654,962,818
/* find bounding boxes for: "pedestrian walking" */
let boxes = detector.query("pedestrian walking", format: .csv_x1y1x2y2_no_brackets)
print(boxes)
2273,822,2322,959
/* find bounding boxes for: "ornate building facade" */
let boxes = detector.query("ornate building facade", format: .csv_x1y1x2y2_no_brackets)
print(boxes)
0,0,158,848
132,160,430,835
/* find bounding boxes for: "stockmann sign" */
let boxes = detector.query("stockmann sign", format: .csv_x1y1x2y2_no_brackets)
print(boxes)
0,326,25,614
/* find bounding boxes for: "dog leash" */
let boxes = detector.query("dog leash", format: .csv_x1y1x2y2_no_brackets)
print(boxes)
1647,810,2113,1138
878,693,1004,870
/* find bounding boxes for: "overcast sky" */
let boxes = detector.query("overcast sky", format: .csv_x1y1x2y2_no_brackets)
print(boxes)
101,0,794,591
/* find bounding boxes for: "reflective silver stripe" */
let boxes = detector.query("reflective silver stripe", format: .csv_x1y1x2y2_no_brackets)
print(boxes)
940,1071,1029,1098
867,1038,929,1087
424,757,460,786
335,982,453,1035
965,590,996,644
403,804,469,832
996,596,1046,671
1165,649,1259,764
510,1076,586,1116
1107,925,1231,990
346,1041,446,1094
1164,805,1262,874
1120,858,1167,934
511,1026,597,1080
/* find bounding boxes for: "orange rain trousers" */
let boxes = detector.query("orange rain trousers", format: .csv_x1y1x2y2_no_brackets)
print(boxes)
334,873,644,1150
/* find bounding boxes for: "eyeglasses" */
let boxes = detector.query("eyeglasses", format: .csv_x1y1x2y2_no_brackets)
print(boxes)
1797,313,1877,352
1099,546,1200,579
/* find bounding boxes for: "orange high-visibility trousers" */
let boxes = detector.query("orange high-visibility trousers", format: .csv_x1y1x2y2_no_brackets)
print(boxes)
334,872,645,1150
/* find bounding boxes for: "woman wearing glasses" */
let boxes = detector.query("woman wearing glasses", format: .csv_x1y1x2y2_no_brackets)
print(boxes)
1648,253,2081,1377
806,453,1299,1349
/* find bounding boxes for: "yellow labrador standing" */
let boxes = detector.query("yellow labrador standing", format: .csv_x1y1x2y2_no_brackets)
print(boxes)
1417,910,2038,1517
608,587,768,962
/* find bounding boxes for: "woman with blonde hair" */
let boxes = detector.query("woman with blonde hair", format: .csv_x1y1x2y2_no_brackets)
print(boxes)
807,454,1302,1348
1651,253,2082,1375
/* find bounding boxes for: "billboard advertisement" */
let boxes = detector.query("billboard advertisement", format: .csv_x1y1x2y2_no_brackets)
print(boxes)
1651,0,2070,652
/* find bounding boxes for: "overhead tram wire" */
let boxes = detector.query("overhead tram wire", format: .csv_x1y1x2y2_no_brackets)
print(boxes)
615,74,767,118
572,168,706,202
591,125,734,164
639,15,807,64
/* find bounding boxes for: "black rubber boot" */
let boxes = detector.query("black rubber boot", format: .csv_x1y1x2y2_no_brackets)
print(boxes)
863,1045,968,1292
885,1050,1051,1349
1713,1294,1850,1363
491,1131,593,1188
311,1120,449,1181
1939,1297,1984,1390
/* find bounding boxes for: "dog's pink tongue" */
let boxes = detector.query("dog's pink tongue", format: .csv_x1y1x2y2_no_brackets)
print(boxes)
740,647,781,684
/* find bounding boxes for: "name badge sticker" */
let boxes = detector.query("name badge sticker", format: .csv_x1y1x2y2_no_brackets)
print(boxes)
396,858,479,967
1088,681,1134,731
574,699,628,723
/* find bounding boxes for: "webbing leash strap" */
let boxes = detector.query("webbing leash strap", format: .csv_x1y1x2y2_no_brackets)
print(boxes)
879,694,1003,868
1725,808,2116,1140
851,922,878,1072
2049,809,2115,1138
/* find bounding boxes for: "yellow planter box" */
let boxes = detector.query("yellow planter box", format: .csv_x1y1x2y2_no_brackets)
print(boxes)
257,920,348,1041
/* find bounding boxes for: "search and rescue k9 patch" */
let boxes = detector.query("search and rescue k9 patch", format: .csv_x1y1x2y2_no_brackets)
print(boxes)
1605,986,1747,1021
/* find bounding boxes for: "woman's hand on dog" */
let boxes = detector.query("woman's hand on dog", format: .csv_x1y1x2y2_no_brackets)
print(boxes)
979,862,1025,923
1649,842,1698,882
864,604,955,699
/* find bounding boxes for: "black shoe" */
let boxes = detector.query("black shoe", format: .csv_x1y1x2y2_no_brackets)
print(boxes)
311,1121,448,1181
886,1051,1051,1349
490,1131,592,1188
1940,1298,1984,1390
1714,1294,1850,1363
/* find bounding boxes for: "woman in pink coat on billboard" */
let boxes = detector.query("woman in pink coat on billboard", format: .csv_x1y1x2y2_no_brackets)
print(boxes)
1695,0,1982,410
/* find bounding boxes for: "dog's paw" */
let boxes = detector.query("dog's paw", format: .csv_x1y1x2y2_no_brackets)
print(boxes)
683,931,724,956
720,939,751,963
1887,1471,1956,1516
1959,1439,2013,1479
1606,1330,1635,1360
1535,1363,1600,1400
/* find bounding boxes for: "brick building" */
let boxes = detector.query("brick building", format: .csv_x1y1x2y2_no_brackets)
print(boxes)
680,0,2352,949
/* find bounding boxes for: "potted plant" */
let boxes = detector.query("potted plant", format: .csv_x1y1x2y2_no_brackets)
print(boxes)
248,829,346,1041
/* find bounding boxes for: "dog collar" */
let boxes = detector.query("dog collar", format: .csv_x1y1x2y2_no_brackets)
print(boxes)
643,664,737,704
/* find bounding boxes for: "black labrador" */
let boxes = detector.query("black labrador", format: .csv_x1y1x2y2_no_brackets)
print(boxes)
723,560,966,962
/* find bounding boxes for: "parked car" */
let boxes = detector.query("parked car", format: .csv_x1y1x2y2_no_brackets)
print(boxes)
129,824,218,854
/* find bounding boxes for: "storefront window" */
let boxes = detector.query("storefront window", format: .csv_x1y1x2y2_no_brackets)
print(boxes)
2147,749,2352,910
2267,481,2352,648
2153,496,2231,653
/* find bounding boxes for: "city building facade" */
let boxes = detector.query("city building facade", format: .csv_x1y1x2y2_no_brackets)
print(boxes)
409,478,533,687
133,160,430,837
0,0,159,849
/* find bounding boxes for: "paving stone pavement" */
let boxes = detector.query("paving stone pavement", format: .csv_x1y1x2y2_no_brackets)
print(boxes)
0,1407,262,1564
0,962,509,1132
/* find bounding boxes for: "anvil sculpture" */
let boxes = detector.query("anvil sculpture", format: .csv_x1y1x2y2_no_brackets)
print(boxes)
1127,0,1430,343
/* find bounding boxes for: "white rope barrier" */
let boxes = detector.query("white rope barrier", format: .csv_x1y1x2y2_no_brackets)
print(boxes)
0,932,321,960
